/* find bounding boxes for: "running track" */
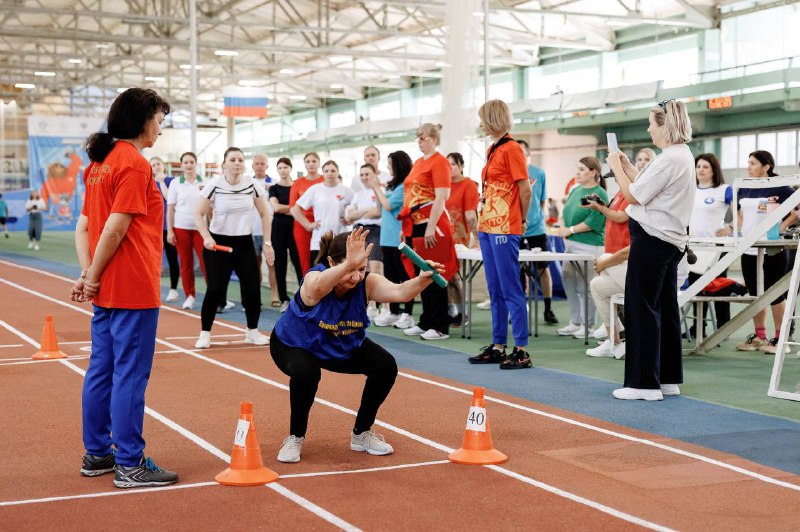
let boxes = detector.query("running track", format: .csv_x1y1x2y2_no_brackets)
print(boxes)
0,259,798,530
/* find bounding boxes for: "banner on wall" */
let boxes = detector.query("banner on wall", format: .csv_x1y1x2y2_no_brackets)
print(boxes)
24,115,104,231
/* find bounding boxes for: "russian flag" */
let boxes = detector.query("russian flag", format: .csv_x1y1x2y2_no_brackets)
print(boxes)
223,87,269,118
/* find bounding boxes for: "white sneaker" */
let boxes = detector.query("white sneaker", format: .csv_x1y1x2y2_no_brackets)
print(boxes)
367,303,379,320
195,331,211,349
476,299,492,310
277,435,304,463
244,329,269,345
182,295,196,309
557,322,581,336
612,387,663,401
586,339,615,358
613,341,626,360
403,325,425,336
27,241,34,249
394,313,415,329
33,243,40,250
571,325,593,339
350,430,393,455
589,323,608,340
166,289,179,302
374,310,399,327
223,300,235,311
280,301,290,313
420,329,449,340
660,384,681,396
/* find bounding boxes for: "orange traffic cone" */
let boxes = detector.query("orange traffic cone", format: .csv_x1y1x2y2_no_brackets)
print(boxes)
32,315,68,360
215,401,279,486
448,387,508,465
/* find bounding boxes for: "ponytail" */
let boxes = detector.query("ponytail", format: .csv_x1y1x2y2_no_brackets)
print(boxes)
84,132,116,163
315,231,349,266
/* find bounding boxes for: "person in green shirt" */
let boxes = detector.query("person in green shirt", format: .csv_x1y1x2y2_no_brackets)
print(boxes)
556,156,608,338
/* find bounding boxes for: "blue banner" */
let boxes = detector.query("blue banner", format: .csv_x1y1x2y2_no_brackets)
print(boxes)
24,115,103,231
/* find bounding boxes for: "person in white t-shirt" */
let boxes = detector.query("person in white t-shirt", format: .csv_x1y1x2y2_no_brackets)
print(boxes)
292,160,354,263
607,99,695,401
250,153,280,307
364,146,392,186
193,147,274,349
345,163,383,319
687,153,732,337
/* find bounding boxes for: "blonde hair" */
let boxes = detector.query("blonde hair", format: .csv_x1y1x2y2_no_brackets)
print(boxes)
478,99,513,137
416,123,442,146
650,100,692,144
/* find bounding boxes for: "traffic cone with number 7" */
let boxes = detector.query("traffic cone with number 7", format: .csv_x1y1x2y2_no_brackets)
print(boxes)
216,401,279,486
448,387,508,465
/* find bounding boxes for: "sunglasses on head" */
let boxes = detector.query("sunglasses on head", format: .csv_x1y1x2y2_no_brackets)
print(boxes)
658,99,673,109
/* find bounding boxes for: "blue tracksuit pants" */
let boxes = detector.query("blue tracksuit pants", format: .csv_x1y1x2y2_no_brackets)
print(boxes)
82,306,159,467
479,232,528,346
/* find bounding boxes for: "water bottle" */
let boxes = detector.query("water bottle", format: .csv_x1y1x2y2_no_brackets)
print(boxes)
766,199,780,240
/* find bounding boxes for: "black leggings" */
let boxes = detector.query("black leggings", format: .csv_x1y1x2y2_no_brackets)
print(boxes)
270,331,398,437
272,219,303,302
201,233,261,330
162,230,180,290
741,252,788,305
381,245,414,315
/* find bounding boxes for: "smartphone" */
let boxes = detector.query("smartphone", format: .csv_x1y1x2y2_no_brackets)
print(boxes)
607,132,618,153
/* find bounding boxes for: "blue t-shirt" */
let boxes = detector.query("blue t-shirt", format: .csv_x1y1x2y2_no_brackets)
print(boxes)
273,263,369,361
380,184,405,247
524,164,546,237
736,185,793,208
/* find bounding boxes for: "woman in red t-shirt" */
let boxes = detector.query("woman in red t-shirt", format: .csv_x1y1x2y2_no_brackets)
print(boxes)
71,88,178,488
290,152,323,274
398,123,456,341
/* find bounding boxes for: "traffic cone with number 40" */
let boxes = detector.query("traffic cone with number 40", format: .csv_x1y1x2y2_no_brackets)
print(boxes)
448,387,508,465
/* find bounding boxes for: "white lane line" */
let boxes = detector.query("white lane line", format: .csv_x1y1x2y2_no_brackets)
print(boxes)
0,271,675,530
0,482,219,507
0,343,24,349
398,372,800,492
280,460,450,479
0,462,451,508
0,355,91,366
58,340,92,345
0,318,361,532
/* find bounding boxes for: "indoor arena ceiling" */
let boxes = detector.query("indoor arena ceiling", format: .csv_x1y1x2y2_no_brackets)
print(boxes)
0,0,784,121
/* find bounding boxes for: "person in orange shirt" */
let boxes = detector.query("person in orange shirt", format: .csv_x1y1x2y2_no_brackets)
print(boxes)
445,152,479,327
398,123,457,341
71,88,178,489
290,152,323,274
468,100,532,369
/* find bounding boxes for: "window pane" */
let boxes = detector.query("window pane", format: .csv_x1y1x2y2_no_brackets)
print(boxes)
369,100,400,122
777,131,797,166
739,134,756,165
757,132,776,158
329,110,355,129
417,94,442,115
720,136,738,169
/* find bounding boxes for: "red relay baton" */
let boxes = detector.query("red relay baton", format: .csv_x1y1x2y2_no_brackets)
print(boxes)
213,244,233,253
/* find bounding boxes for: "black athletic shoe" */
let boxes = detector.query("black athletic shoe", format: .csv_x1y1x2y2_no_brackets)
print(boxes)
450,313,463,327
468,345,506,364
543,310,558,325
500,347,532,369
80,451,116,477
114,457,179,489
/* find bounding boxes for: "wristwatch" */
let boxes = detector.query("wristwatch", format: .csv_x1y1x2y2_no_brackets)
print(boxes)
264,241,273,247
569,226,575,235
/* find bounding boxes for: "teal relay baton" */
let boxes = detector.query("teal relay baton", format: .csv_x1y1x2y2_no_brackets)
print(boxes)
398,242,448,288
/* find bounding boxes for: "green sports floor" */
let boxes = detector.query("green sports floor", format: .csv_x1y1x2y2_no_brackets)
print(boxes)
3,230,799,424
